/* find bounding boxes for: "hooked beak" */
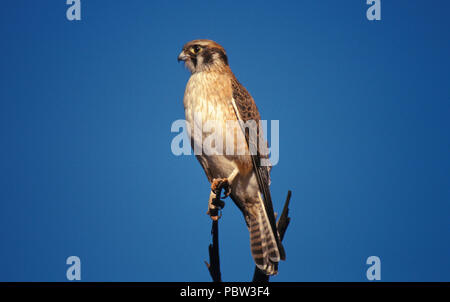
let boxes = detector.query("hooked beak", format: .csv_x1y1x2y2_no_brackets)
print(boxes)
177,51,189,62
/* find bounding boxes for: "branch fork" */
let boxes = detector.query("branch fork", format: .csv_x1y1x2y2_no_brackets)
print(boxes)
205,188,292,282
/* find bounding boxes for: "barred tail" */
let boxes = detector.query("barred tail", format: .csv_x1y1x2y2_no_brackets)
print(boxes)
249,204,281,275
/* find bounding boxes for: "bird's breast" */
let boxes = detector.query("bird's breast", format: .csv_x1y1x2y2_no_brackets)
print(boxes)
183,72,237,156
183,71,250,176
182,71,255,189
183,71,235,125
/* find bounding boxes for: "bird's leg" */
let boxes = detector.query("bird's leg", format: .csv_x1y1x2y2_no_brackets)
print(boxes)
211,168,239,199
207,168,239,220
207,191,223,221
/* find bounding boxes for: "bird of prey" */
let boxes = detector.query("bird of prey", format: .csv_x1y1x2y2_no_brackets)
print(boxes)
178,39,285,275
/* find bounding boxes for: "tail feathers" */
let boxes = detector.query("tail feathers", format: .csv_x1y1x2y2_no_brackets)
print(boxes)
249,205,282,275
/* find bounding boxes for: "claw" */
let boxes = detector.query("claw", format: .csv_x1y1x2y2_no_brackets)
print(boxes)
222,185,231,198
208,178,231,220
211,178,231,199
207,207,222,221
212,198,225,209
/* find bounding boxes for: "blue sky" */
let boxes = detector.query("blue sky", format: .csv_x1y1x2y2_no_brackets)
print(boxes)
0,0,449,281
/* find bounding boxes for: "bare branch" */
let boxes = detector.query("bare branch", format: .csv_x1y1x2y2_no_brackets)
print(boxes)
205,184,226,282
205,220,221,282
205,187,292,282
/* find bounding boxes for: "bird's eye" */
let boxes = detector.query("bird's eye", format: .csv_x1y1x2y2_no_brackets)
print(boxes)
190,46,201,54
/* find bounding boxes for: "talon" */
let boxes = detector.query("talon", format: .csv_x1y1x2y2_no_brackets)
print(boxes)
212,198,225,209
211,178,231,199
211,178,224,193
222,185,231,198
208,177,232,220
207,207,222,221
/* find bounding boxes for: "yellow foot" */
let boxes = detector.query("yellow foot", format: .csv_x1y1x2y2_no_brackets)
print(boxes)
207,206,222,220
211,178,231,198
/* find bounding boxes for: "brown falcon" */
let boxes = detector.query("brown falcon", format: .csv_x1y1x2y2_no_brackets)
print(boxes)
178,39,285,275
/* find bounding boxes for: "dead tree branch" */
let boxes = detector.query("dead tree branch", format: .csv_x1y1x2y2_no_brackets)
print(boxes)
205,220,221,282
205,188,292,282
204,183,226,282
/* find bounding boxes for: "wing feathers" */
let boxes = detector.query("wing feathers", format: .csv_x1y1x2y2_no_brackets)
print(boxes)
230,77,285,261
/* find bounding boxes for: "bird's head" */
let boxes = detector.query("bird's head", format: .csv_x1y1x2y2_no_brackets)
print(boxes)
178,39,229,73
